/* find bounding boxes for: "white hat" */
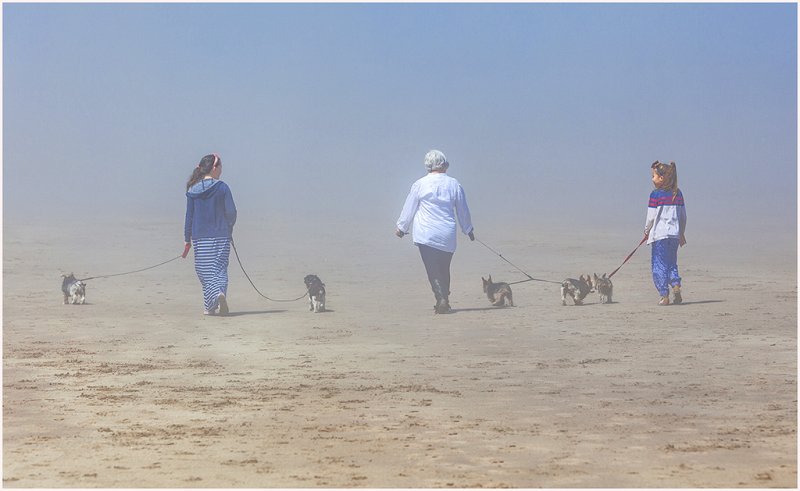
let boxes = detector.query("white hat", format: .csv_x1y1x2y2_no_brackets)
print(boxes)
424,149,449,172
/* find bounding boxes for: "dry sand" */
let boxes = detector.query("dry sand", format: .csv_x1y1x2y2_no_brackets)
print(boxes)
3,217,796,487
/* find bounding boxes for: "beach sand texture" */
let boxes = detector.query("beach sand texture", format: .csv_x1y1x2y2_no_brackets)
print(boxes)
3,218,796,487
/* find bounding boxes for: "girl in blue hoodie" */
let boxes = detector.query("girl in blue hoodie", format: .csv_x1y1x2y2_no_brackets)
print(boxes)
184,154,237,315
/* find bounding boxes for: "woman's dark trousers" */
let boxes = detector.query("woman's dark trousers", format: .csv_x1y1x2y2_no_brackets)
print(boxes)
417,244,453,308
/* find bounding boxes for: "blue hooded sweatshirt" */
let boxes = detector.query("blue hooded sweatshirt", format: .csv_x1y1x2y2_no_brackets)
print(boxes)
184,178,237,242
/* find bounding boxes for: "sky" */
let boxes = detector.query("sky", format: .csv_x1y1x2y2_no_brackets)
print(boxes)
3,3,797,247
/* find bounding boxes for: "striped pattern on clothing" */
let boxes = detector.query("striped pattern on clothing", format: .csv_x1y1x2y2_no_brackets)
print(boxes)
648,189,685,207
645,188,686,245
192,237,231,312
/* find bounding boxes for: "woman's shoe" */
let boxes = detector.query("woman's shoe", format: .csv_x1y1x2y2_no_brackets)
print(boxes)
218,293,229,315
658,295,670,306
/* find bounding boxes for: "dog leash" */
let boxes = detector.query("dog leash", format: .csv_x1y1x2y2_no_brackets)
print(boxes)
77,254,184,282
507,278,543,286
230,239,308,302
607,235,647,279
608,206,664,279
475,238,562,285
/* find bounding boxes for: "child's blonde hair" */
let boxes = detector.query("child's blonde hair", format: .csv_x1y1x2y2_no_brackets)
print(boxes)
651,160,679,196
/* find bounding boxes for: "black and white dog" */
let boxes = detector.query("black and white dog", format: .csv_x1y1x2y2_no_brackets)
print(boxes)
560,274,593,306
61,273,86,305
303,274,326,313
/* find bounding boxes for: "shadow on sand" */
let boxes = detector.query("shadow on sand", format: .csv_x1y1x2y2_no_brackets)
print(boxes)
221,310,287,317
450,306,511,313
673,300,725,306
560,299,725,307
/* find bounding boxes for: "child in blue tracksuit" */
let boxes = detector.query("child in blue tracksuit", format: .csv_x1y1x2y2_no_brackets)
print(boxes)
644,161,687,306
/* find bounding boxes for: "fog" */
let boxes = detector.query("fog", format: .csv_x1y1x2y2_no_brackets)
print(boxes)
4,3,796,254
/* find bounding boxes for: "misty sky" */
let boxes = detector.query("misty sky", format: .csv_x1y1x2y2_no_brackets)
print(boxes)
3,3,797,245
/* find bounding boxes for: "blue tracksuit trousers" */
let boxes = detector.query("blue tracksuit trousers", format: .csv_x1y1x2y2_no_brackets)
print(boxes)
651,238,681,296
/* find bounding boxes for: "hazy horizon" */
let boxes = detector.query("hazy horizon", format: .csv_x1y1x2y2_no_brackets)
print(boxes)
4,3,797,253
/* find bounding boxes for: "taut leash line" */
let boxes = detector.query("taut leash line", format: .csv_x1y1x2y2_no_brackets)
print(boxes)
607,236,647,279
507,278,538,286
77,254,183,282
230,239,308,302
475,238,562,285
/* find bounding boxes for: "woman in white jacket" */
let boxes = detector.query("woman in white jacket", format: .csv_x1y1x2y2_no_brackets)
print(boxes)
396,150,475,314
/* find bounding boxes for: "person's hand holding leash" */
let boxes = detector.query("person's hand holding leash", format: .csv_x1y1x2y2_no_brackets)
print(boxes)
395,229,406,238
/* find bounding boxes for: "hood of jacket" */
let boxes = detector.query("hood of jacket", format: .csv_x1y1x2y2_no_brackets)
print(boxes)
187,178,222,199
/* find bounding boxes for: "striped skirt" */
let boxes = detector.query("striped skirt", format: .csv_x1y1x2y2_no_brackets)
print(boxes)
192,237,231,312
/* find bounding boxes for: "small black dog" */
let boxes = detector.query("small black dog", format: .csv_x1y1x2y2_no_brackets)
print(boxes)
482,275,514,307
303,274,326,313
61,273,86,305
560,274,593,306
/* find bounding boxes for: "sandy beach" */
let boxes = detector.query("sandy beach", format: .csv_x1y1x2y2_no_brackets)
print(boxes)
3,216,796,487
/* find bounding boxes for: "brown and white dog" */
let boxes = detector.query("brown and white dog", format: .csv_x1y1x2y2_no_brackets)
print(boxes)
560,274,593,306
61,273,86,305
482,275,514,307
303,274,326,313
593,273,613,304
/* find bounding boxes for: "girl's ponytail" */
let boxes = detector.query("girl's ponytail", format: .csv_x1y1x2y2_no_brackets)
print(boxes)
186,154,219,191
668,161,679,196
651,160,679,196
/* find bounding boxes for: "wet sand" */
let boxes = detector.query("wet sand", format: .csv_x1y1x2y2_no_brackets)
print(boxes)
3,217,796,487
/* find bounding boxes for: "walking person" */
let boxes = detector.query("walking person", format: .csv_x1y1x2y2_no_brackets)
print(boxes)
184,153,237,315
396,149,475,314
644,160,687,306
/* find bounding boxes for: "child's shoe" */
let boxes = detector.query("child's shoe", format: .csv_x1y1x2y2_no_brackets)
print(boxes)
658,295,670,306
672,285,682,304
